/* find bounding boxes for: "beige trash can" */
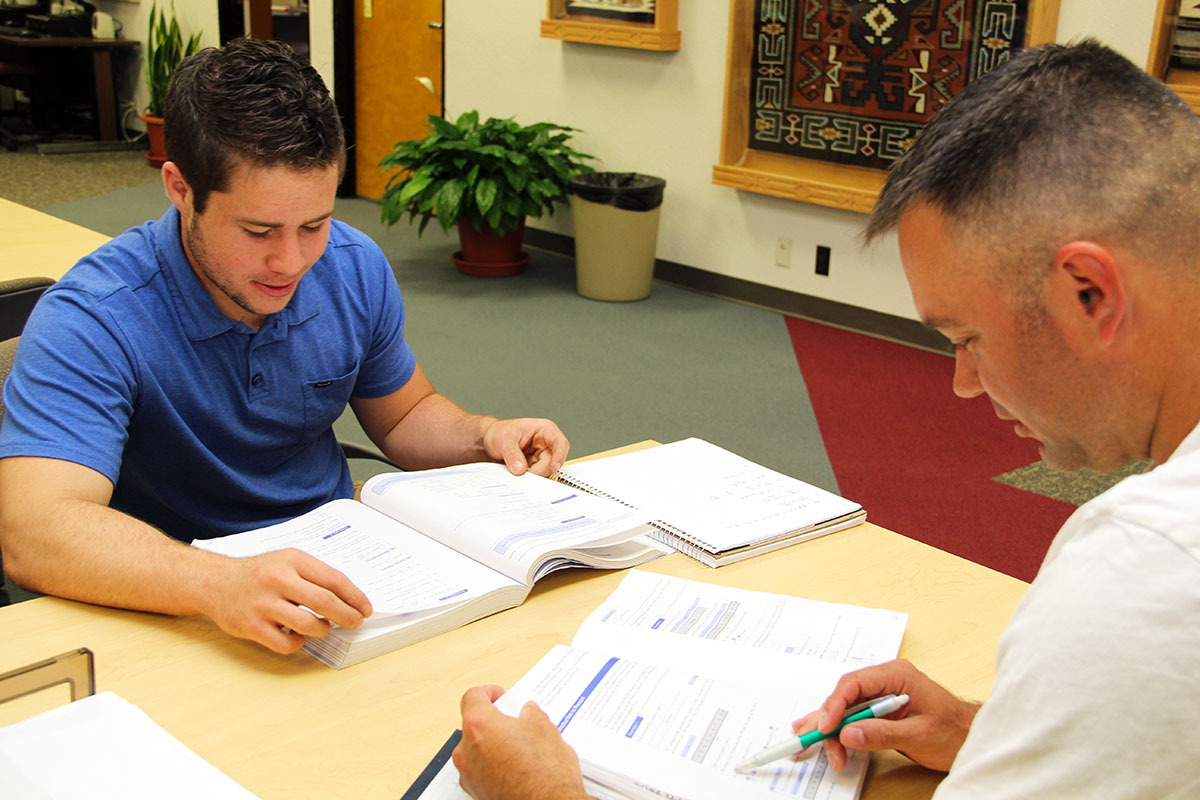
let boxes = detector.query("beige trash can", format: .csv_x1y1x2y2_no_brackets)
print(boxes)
568,173,666,302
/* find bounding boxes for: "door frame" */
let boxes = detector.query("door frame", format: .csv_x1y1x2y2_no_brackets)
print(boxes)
333,1,357,197
331,1,445,199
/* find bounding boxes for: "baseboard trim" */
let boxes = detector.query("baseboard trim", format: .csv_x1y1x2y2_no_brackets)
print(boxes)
524,227,951,355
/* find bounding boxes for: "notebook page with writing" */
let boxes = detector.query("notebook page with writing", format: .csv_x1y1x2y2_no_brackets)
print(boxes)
555,438,864,560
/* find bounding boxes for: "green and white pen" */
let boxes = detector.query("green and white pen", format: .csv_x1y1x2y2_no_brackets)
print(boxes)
733,693,911,774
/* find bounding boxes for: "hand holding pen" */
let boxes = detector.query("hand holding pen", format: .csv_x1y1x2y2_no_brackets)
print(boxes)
735,694,910,773
753,659,982,775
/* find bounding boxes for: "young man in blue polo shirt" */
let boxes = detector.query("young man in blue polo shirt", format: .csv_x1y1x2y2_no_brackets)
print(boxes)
0,38,569,655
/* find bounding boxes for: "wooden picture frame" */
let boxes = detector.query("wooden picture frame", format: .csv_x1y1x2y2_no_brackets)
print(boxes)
1149,0,1200,113
541,0,680,51
712,0,1061,213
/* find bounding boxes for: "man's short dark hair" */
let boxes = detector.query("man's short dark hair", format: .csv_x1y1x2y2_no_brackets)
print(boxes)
164,37,345,214
865,39,1200,284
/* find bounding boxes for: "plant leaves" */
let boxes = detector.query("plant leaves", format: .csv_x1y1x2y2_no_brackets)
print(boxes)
502,163,527,193
474,177,498,217
455,109,479,131
144,1,202,117
434,178,467,231
372,111,595,241
428,115,463,140
485,202,503,233
397,172,435,206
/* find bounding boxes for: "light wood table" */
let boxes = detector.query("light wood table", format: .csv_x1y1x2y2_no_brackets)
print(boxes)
0,197,110,282
0,495,1027,799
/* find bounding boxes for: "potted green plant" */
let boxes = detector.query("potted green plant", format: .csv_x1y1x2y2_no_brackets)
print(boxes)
379,111,594,277
141,1,201,167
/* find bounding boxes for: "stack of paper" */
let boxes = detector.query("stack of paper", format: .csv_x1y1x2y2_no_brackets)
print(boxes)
0,691,258,799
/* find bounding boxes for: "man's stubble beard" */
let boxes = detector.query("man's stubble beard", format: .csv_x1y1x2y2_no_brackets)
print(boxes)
186,215,263,319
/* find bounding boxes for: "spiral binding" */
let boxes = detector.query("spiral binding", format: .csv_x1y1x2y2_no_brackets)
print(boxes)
555,470,714,554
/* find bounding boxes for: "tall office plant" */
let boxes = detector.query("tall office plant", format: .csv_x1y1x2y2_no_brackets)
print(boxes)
141,1,201,167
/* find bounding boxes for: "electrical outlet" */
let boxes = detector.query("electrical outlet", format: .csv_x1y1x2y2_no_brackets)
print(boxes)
775,237,792,268
815,245,831,276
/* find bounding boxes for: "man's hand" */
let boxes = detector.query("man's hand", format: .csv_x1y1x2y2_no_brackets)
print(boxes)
201,548,373,654
453,685,589,800
483,418,570,477
792,659,980,773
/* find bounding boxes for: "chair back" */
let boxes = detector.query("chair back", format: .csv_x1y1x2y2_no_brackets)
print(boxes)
0,277,53,341
0,277,53,607
0,335,16,422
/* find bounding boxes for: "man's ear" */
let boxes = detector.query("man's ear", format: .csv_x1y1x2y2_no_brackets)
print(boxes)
1050,241,1127,346
161,161,192,216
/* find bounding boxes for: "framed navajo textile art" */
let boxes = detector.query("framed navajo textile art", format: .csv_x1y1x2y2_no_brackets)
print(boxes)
713,0,1061,213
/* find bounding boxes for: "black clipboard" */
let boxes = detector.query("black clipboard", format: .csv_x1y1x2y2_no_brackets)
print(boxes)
400,729,463,799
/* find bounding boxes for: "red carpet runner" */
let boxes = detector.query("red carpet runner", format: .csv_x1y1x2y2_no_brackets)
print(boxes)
786,318,1075,582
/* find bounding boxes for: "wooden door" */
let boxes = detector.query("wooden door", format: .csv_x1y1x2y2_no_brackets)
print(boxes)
354,0,444,200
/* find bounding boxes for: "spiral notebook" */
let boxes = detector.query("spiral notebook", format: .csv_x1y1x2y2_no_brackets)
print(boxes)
554,438,866,567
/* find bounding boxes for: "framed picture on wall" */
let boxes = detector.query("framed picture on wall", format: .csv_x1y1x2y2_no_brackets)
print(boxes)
1148,0,1200,114
713,0,1061,213
565,0,657,24
542,0,680,51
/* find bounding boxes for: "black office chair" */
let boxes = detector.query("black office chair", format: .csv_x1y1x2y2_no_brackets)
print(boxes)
0,334,19,606
0,278,55,603
0,277,53,340
340,440,394,465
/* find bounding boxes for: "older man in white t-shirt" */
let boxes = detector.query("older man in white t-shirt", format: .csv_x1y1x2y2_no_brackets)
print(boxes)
447,39,1200,800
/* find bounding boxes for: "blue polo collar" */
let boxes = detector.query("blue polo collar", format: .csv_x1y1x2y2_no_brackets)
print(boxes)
153,205,321,341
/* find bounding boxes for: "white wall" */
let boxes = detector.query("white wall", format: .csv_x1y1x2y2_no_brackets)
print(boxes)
307,0,335,94
436,0,1159,322
152,1,1159,322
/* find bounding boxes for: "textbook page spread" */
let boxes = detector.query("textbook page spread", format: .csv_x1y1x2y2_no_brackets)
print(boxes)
193,463,665,668
554,438,867,566
406,570,908,800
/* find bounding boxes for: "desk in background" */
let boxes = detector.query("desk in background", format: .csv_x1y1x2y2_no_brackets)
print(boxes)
0,457,1028,800
0,196,108,282
0,197,110,339
0,30,138,143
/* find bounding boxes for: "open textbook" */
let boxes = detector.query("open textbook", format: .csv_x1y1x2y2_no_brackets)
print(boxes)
193,463,665,668
407,570,908,800
555,438,867,566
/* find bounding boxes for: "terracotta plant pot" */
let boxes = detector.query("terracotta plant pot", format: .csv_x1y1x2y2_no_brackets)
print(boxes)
141,112,166,168
453,219,529,277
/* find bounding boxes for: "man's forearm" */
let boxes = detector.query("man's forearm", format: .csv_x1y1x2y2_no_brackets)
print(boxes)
2,495,225,617
375,392,497,470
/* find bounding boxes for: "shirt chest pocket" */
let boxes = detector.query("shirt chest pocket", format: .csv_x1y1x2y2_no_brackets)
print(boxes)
300,361,359,444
